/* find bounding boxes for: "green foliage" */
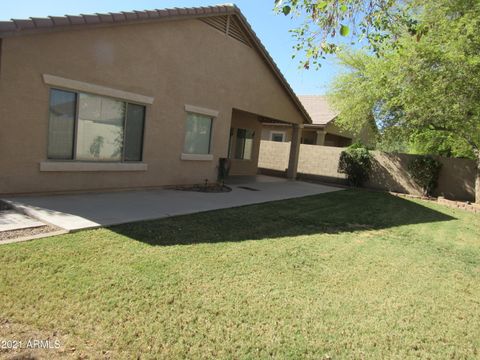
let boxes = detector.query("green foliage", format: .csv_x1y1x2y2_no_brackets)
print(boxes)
327,50,382,136
375,128,476,159
340,24,350,36
407,156,442,196
281,0,480,201
327,0,480,161
275,0,409,68
338,144,372,187
409,130,475,160
375,127,410,153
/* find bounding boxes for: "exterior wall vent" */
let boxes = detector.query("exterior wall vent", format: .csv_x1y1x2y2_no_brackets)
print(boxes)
200,15,252,48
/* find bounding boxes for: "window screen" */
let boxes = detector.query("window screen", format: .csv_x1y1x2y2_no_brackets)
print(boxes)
47,89,76,159
47,89,146,162
124,104,145,161
76,93,125,161
183,113,213,155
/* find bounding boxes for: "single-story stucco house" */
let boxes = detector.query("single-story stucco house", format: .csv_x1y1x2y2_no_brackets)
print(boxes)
261,95,376,147
0,4,312,195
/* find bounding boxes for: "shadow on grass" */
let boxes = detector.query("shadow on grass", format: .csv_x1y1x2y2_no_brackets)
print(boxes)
109,190,455,247
110,190,455,246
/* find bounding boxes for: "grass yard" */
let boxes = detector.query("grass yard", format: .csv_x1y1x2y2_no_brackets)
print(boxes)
1,189,479,359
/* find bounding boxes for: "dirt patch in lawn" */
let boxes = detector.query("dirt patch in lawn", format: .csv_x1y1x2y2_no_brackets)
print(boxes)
0,225,61,242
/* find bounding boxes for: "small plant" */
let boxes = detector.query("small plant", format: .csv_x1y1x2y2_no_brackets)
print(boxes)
407,155,442,196
338,144,372,187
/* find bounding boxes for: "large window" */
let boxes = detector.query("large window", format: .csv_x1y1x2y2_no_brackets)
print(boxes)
183,113,213,155
235,128,254,160
48,89,145,162
76,93,125,161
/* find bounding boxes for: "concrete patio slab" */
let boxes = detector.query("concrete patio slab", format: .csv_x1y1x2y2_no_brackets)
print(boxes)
3,176,342,231
0,210,45,232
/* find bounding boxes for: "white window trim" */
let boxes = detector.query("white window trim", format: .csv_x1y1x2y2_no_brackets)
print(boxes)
46,89,147,164
270,130,286,142
184,104,219,118
180,153,214,161
40,161,147,172
181,105,219,161
43,74,154,105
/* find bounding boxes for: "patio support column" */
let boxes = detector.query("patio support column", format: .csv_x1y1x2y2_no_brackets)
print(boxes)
287,124,303,179
316,130,326,145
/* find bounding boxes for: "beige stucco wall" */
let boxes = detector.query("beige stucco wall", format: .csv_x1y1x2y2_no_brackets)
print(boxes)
0,18,305,194
259,141,476,201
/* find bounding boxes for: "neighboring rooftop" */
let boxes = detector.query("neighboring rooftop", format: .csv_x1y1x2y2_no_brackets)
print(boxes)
298,95,339,126
0,4,312,124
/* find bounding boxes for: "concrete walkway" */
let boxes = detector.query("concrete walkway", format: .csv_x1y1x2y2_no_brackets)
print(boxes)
0,210,45,232
3,176,341,231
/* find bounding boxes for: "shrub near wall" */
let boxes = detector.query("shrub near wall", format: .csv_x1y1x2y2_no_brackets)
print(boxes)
338,145,372,187
258,141,476,201
407,156,442,196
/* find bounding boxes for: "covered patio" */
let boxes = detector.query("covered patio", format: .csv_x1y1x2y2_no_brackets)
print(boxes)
3,176,341,231
228,109,305,179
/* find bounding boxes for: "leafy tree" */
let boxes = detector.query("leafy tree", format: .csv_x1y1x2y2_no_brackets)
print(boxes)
278,0,480,202
322,0,480,203
275,0,413,68
409,130,475,160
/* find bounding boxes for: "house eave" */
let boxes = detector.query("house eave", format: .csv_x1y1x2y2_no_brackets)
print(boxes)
0,4,312,125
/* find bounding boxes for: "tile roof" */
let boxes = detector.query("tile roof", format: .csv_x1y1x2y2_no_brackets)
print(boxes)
0,5,235,34
0,4,312,124
298,95,339,125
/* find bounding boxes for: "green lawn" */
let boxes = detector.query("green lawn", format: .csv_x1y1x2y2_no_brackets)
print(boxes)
1,190,479,359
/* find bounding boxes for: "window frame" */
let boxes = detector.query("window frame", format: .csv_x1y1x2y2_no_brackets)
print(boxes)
183,112,214,155
46,89,77,161
181,105,219,161
47,88,146,163
270,131,286,142
123,102,147,162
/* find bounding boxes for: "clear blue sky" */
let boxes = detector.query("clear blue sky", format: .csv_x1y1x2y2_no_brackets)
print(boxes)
0,0,342,95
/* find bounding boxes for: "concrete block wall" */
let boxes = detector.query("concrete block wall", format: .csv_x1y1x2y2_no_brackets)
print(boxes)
258,140,476,201
298,144,347,182
258,140,290,171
